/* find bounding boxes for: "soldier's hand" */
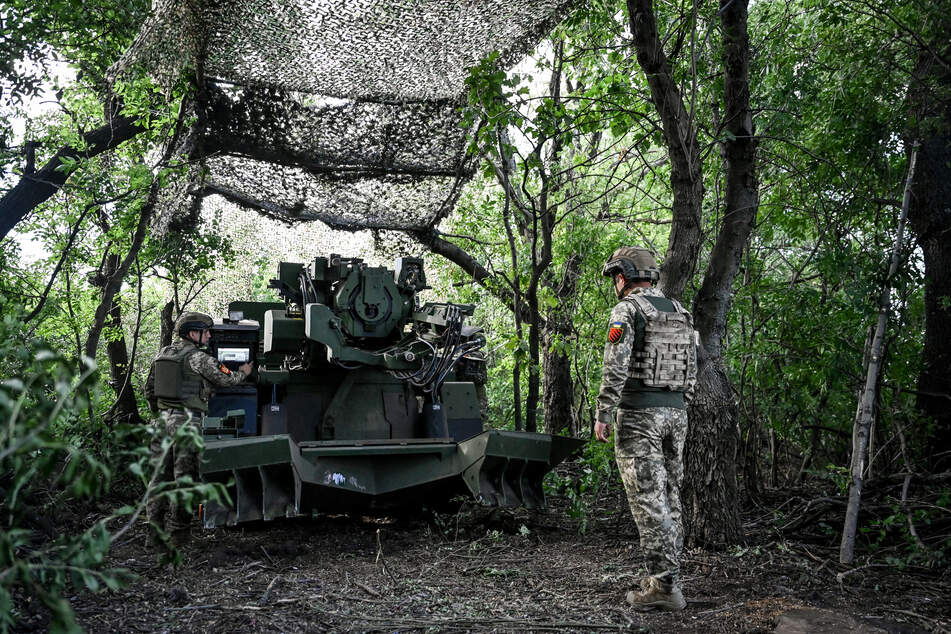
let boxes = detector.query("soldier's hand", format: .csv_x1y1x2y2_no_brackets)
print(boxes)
594,421,611,442
238,362,253,375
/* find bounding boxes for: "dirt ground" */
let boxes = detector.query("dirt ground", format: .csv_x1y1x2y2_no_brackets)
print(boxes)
18,473,951,633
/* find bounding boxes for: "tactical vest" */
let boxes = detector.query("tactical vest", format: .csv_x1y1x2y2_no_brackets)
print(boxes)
152,344,207,412
625,294,695,391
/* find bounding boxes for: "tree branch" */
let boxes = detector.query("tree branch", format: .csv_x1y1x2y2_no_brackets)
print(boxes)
407,228,539,326
0,114,142,240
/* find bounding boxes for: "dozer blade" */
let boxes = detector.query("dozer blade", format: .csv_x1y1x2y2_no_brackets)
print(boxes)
200,435,300,528
457,431,585,509
199,431,584,526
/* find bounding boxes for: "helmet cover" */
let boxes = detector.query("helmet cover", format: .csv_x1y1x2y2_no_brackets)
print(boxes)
175,311,214,338
602,246,660,282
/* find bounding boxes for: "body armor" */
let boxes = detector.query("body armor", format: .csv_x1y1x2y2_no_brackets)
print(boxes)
625,294,695,391
152,343,207,412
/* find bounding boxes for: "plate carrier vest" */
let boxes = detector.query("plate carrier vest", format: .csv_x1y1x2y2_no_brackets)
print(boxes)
152,344,206,412
625,294,695,391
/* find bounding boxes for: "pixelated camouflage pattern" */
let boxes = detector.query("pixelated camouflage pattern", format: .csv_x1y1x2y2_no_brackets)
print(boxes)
615,406,687,584
185,342,248,388
145,340,248,411
147,411,203,536
145,340,248,540
595,287,697,424
595,287,665,424
595,285,696,588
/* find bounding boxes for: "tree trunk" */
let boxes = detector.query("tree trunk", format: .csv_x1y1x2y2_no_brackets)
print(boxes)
160,300,176,348
682,352,742,546
628,0,749,546
626,0,702,300
905,43,951,471
692,0,759,356
541,328,575,435
101,253,144,427
525,287,541,433
524,42,565,435
542,254,581,436
83,195,156,361
840,144,917,565
0,115,141,239
681,0,756,545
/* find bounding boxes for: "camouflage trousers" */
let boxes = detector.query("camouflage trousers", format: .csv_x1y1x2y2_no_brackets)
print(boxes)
615,406,687,584
147,410,202,537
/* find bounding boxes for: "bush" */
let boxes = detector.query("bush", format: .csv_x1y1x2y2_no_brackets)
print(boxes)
0,308,132,632
545,439,616,534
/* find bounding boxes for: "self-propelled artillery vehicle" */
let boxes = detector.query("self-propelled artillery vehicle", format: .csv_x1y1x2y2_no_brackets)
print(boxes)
199,254,582,527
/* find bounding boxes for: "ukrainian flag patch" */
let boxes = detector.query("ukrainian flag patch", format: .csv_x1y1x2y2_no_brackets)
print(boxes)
607,321,625,344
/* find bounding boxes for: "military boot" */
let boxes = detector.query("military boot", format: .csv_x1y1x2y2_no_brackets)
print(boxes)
625,577,686,612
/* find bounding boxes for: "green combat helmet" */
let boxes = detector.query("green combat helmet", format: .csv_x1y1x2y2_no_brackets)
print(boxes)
602,246,660,282
175,312,214,338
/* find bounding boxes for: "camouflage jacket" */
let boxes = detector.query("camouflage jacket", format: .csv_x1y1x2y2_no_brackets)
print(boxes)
595,287,698,423
145,340,248,412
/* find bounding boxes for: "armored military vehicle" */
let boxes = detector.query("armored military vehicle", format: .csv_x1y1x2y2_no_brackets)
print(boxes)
199,254,582,527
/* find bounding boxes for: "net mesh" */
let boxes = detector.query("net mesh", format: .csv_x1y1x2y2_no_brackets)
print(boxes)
110,0,574,232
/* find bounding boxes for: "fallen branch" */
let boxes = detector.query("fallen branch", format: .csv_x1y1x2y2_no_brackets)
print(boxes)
354,581,381,598
695,601,745,616
836,563,893,584
375,528,398,584
259,575,281,605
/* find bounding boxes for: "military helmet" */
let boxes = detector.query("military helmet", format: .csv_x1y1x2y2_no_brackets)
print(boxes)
175,311,214,338
602,246,660,282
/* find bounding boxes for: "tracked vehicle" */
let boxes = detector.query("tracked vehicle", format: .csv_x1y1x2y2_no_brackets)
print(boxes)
199,254,582,527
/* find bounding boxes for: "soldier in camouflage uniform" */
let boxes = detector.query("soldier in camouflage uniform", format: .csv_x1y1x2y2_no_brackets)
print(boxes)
594,247,698,612
144,311,252,547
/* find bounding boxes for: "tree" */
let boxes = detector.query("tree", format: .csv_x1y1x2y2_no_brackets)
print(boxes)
1,0,151,238
840,143,918,564
626,0,745,545
904,15,951,470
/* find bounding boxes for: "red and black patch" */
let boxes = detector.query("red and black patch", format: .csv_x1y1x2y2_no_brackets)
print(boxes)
607,321,625,344
219,364,232,375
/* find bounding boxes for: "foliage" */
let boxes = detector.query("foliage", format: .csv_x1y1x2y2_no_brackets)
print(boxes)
857,488,951,569
544,440,616,534
0,306,127,631
0,1,946,615
723,0,929,480
0,302,233,630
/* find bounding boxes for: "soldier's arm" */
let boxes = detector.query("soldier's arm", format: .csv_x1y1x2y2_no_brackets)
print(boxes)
187,351,249,387
595,302,637,425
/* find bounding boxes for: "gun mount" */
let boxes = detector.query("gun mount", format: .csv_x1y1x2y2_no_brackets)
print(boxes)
199,254,582,527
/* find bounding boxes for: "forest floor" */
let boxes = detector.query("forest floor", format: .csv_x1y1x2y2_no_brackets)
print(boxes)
23,465,951,633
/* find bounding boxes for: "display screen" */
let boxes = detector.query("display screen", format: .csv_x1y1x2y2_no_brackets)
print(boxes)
217,347,250,362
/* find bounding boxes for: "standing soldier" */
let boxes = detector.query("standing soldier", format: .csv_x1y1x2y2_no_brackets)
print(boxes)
144,312,252,548
594,247,698,612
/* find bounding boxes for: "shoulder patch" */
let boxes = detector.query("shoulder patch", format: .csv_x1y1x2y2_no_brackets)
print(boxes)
219,364,232,375
607,321,626,344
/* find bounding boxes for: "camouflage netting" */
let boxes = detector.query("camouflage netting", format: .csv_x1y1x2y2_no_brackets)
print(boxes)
109,0,576,233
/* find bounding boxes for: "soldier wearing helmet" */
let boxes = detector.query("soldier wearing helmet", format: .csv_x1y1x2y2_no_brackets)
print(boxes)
594,246,698,612
144,311,253,550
